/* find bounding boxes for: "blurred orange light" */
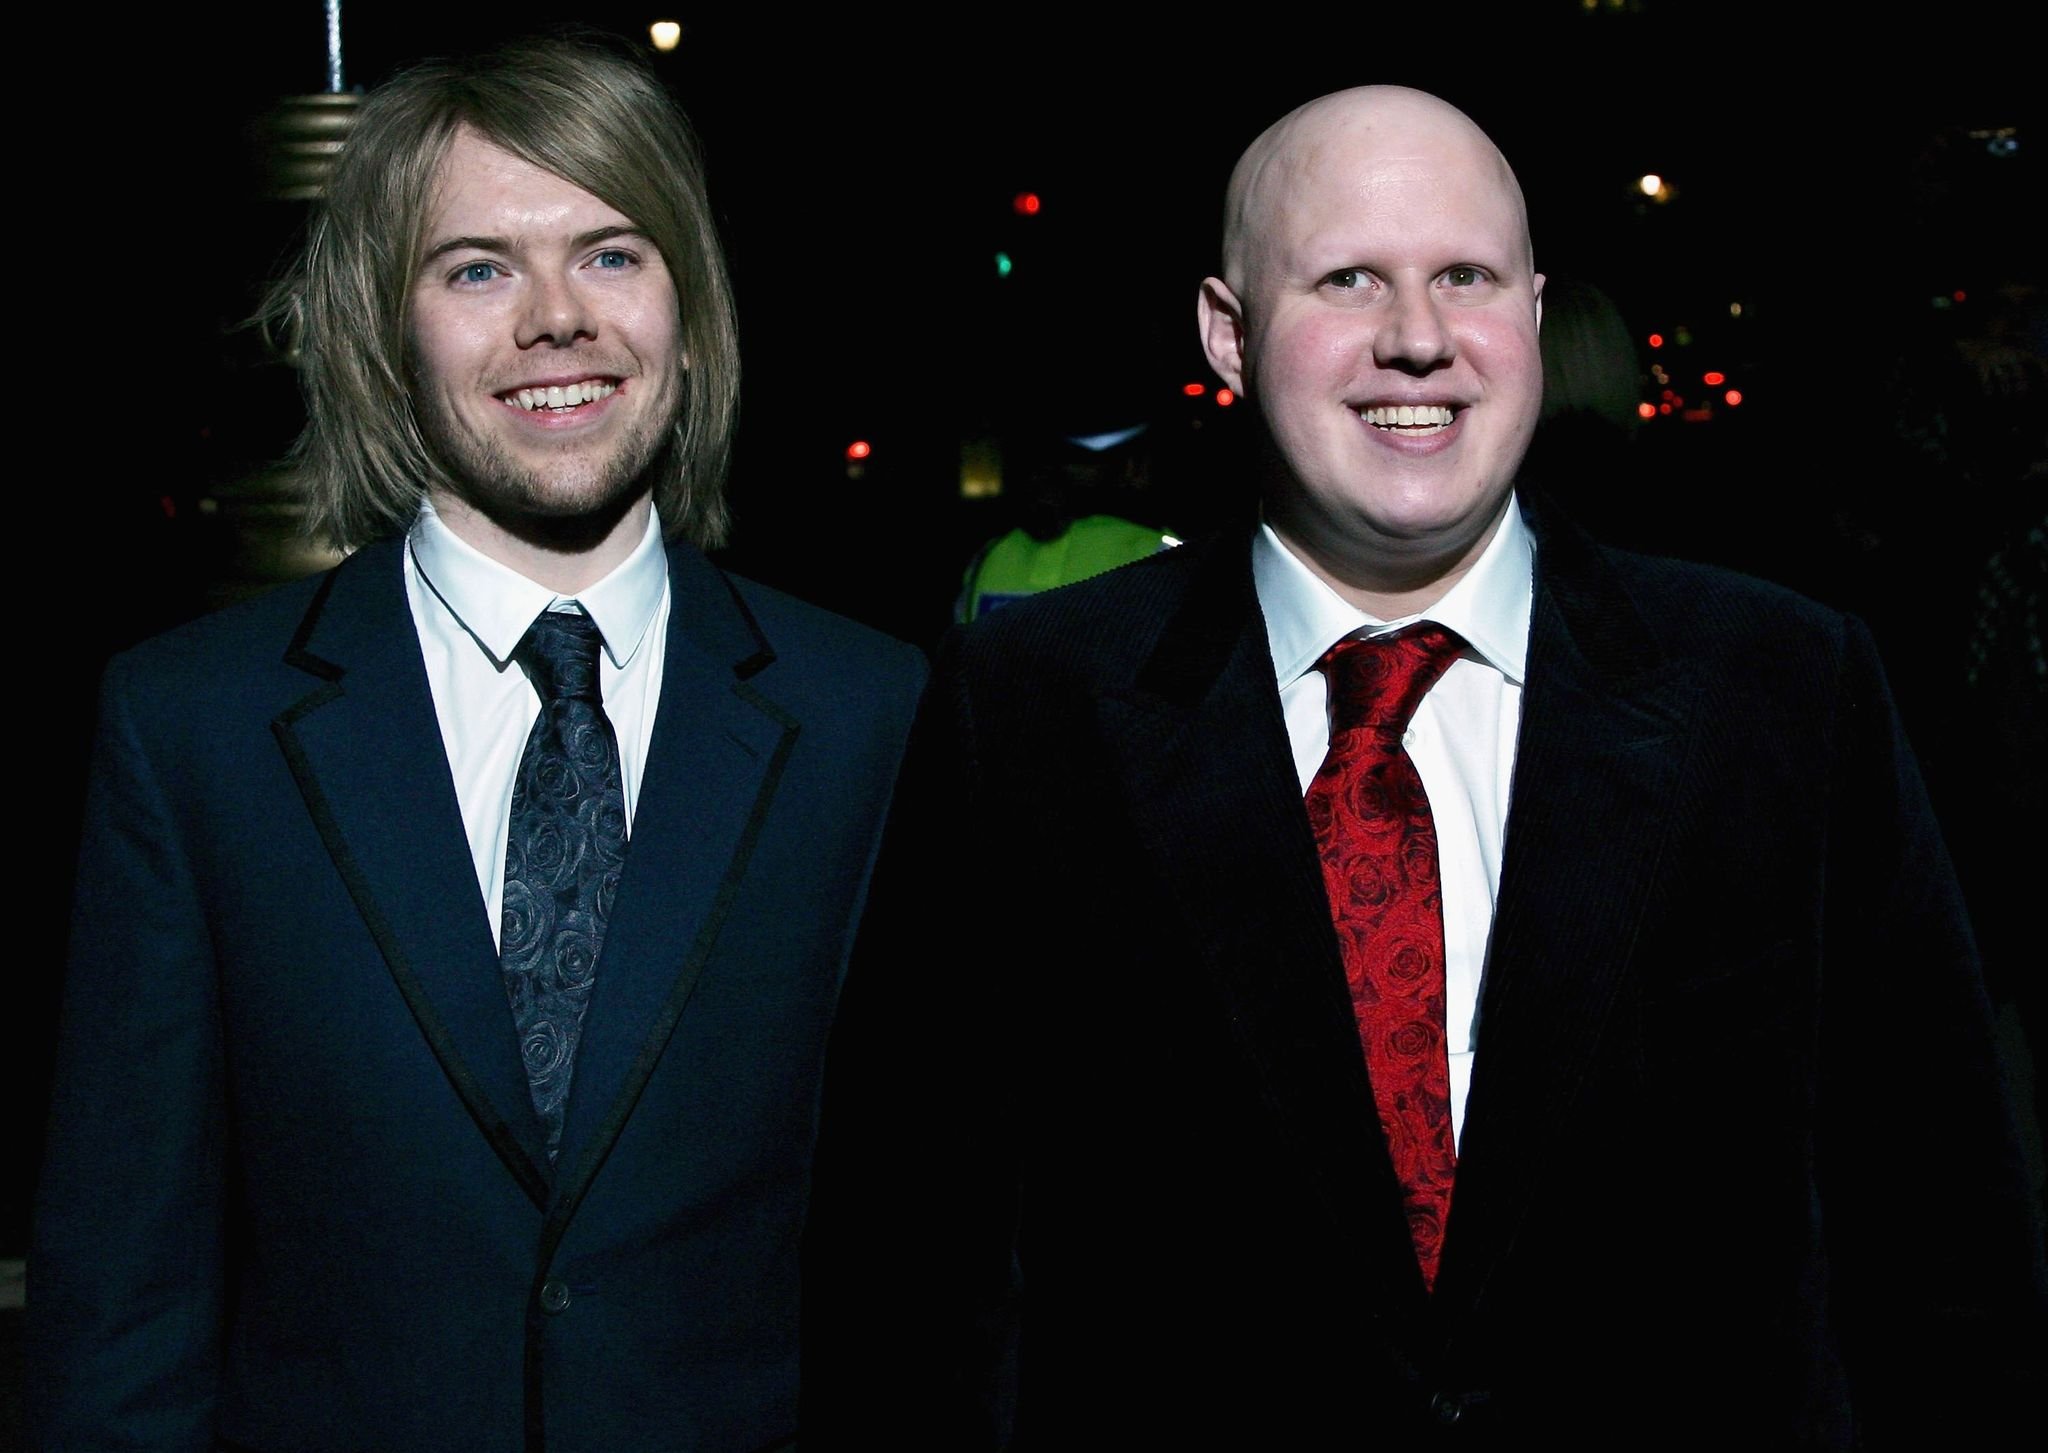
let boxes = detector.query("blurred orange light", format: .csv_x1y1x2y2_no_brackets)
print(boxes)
1648,333,1664,349
1702,371,1726,387
1215,389,1236,407
1724,389,1743,406
1183,382,1207,397
1013,192,1042,216
845,440,872,461
1636,402,1657,420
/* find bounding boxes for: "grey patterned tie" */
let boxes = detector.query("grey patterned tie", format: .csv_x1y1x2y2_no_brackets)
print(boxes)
500,607,627,1163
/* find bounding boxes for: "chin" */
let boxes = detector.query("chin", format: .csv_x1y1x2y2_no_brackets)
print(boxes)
1371,476,1512,538
443,426,671,527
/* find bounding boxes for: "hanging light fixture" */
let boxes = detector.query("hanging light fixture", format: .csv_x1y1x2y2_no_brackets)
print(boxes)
253,0,360,201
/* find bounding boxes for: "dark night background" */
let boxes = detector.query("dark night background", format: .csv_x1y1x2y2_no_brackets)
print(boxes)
66,1,2042,638
10,0,2042,1435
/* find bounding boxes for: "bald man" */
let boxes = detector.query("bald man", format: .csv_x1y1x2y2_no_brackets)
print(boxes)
802,87,2046,1448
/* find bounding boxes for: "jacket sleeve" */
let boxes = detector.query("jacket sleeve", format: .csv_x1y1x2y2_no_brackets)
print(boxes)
28,656,227,1452
1817,614,2048,1443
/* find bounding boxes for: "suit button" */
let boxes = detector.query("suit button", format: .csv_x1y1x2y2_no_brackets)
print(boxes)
539,1279,571,1315
1430,1391,1464,1425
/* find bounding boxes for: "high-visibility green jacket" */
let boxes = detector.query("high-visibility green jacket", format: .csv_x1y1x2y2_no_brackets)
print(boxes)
958,514,1179,622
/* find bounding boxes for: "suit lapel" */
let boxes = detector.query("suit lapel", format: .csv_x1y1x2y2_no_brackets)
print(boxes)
549,543,794,1209
1432,498,1699,1321
1097,534,1429,1314
272,539,553,1206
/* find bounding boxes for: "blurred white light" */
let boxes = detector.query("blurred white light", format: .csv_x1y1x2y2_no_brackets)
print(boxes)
650,21,682,51
1067,424,1148,453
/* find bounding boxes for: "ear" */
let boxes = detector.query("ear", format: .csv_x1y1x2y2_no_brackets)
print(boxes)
1531,271,1545,334
1197,276,1249,395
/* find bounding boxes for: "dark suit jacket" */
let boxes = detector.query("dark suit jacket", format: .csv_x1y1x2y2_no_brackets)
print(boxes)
803,495,2047,1449
30,535,926,1453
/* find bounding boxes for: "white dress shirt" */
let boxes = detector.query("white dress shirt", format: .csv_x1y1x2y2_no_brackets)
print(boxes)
403,500,671,948
1252,498,1534,1150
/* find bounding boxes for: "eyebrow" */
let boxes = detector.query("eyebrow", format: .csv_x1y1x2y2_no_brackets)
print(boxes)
419,224,652,268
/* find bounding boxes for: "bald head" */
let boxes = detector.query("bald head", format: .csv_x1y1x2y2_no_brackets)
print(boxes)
1221,86,1532,296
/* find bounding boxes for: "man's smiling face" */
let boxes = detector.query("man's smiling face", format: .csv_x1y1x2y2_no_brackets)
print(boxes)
1202,87,1545,606
408,125,684,536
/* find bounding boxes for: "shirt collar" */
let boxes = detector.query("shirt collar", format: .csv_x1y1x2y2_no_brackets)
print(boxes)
407,499,669,670
1253,494,1534,689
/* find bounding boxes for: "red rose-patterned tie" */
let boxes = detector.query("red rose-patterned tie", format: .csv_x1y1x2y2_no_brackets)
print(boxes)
1305,623,1466,1293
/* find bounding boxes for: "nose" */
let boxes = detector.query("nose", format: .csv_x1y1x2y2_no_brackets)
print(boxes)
1373,286,1454,374
516,270,596,349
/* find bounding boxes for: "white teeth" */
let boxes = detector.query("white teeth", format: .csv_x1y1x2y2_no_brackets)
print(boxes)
504,380,618,412
1359,404,1454,429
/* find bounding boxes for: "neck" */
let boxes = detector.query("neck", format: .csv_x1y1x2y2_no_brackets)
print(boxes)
1263,487,1513,619
427,489,653,596
1266,519,1494,620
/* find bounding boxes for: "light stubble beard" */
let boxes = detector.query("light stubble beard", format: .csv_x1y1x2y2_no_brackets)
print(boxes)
416,369,684,555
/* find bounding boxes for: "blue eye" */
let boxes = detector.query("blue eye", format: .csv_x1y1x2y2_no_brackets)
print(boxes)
594,249,632,269
456,261,499,285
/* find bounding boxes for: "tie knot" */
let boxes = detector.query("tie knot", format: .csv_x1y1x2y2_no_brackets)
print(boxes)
514,608,606,705
1317,623,1466,735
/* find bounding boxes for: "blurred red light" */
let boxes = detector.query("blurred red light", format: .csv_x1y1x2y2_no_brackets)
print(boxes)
1636,402,1657,420
1183,382,1207,397
1724,389,1742,406
1215,389,1236,407
1702,371,1725,386
1013,192,1042,216
845,440,872,461
1952,289,1967,303
1648,333,1664,349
